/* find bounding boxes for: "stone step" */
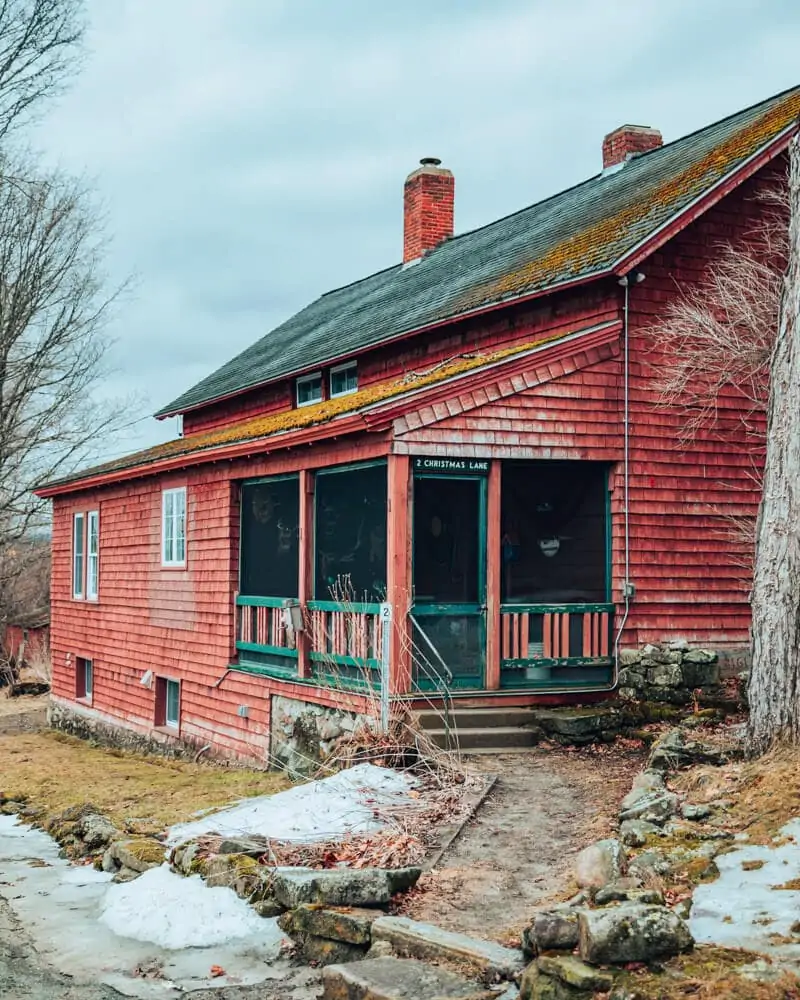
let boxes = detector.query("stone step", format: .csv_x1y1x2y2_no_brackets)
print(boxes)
425,725,538,751
371,915,525,981
415,707,539,731
322,957,495,1000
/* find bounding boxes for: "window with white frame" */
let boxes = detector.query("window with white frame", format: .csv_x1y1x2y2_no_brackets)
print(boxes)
330,361,358,398
73,513,85,598
86,510,99,600
162,487,187,566
296,372,322,407
76,656,93,700
156,676,180,729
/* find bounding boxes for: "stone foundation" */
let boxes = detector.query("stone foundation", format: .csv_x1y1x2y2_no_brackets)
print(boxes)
48,698,209,762
270,695,367,778
617,642,725,706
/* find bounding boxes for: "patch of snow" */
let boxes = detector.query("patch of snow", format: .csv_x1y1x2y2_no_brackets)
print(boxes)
0,813,33,837
100,864,282,950
60,865,115,886
691,817,800,960
167,762,416,846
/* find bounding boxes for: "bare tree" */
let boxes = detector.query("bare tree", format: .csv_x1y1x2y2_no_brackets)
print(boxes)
747,134,800,753
0,0,84,138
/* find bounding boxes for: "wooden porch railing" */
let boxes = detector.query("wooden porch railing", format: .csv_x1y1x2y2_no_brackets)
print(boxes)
307,600,385,671
499,602,614,687
235,596,298,669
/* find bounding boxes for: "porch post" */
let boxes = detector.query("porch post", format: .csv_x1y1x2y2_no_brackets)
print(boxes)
386,453,411,694
297,469,314,679
485,459,502,690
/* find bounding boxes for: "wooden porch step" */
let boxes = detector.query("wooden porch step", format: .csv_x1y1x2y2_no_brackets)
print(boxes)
425,725,538,751
415,706,538,731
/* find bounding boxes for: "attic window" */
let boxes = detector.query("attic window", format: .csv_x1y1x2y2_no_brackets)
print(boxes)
296,372,322,407
330,361,358,398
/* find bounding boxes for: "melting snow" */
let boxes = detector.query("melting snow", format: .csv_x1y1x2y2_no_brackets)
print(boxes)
100,864,281,950
167,761,416,845
691,818,800,960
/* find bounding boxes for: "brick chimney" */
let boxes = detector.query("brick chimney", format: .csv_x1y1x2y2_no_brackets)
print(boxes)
602,125,663,169
403,157,454,263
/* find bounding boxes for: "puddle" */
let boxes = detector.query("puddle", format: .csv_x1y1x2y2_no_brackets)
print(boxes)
0,814,288,997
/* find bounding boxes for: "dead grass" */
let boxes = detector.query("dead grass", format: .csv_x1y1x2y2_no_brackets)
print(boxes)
613,946,800,999
0,691,47,718
0,730,290,831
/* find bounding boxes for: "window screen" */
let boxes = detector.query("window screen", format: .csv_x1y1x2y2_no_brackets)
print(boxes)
239,477,300,597
314,464,387,602
501,461,608,603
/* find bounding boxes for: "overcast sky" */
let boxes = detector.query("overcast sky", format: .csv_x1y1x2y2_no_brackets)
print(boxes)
31,0,800,457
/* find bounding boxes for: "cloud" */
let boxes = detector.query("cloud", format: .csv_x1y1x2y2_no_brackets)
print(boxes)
30,0,800,458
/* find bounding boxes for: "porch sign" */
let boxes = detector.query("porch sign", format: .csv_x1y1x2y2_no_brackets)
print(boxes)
413,456,489,475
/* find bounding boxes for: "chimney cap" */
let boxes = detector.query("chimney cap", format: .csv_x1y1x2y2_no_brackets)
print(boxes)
419,156,442,167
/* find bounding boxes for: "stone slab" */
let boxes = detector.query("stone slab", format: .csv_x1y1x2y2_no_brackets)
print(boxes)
279,905,378,945
322,957,495,1000
372,916,525,980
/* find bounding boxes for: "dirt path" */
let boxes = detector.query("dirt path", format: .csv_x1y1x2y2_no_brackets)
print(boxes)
403,744,644,943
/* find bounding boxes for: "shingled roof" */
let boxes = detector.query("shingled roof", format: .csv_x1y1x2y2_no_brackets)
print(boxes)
156,85,800,419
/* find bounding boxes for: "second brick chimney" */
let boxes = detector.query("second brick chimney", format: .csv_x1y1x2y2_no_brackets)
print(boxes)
602,125,663,169
403,157,454,263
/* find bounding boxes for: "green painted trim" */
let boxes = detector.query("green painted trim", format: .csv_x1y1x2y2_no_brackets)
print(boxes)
499,676,613,690
308,600,383,614
232,660,299,681
315,458,387,477
309,651,380,670
236,595,294,608
501,656,613,668
241,473,300,487
412,603,484,615
236,641,298,658
499,603,615,614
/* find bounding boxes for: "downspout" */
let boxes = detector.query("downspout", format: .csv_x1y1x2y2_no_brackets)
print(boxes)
613,271,645,683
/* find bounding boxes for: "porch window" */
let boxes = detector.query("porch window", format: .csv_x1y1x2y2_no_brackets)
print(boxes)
72,513,85,598
330,361,357,397
86,510,99,600
501,460,608,602
296,372,322,407
162,487,187,566
239,477,299,597
315,463,387,602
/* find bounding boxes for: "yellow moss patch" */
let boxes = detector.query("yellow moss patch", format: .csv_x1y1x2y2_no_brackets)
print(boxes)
57,328,575,483
123,839,168,865
616,945,800,999
0,731,289,831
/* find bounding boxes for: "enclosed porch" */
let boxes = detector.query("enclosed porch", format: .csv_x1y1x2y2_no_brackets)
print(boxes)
232,455,616,700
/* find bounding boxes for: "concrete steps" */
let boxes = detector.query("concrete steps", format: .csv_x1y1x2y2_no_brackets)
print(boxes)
416,706,540,752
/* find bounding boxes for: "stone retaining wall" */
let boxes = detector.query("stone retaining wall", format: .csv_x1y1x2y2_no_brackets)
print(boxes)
617,642,726,706
270,695,366,778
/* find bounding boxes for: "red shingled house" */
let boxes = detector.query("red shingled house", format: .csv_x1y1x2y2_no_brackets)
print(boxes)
37,87,799,762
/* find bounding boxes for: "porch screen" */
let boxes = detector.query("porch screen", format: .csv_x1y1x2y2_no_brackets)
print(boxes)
314,463,387,602
239,477,299,597
501,460,608,603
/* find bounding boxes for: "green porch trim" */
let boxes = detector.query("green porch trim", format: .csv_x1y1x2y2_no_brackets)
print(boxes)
501,656,613,669
411,603,484,615
500,676,614,690
236,595,294,608
499,602,615,614
230,660,300,681
309,651,380,670
235,641,298,658
307,600,384,614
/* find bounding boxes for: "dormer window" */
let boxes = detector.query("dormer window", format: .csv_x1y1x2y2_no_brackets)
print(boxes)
296,372,322,407
330,361,358,398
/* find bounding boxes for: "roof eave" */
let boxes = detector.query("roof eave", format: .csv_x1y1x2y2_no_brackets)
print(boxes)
613,120,797,276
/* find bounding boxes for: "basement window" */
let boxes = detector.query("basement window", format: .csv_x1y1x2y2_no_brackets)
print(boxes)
76,657,93,701
156,677,180,730
330,361,358,398
296,372,322,407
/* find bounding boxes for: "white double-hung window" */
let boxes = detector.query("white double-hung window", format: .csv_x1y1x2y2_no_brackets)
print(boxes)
86,511,99,600
162,487,187,566
72,513,85,598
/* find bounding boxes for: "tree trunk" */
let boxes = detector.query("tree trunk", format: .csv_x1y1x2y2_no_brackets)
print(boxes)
747,133,800,755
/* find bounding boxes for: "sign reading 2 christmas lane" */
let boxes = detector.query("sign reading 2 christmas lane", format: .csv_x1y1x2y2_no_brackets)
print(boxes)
412,456,490,475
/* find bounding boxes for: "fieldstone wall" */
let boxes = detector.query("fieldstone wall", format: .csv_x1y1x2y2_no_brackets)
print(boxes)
270,695,367,778
617,642,724,706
